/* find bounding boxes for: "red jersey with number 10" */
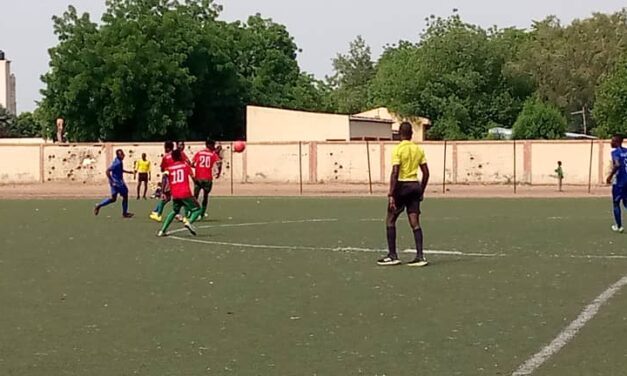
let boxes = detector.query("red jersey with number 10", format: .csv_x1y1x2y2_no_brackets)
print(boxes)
166,161,193,199
193,149,221,180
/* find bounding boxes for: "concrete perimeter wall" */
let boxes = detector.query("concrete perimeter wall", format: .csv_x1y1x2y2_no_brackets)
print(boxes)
0,140,613,186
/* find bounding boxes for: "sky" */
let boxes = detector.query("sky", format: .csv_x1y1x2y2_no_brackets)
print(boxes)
1,0,625,112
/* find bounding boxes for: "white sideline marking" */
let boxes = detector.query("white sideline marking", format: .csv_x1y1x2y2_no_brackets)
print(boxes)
512,275,627,375
168,235,498,257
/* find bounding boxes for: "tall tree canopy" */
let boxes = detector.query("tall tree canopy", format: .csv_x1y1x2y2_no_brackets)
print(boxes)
513,11,627,115
38,4,627,141
370,14,533,140
327,36,376,114
593,57,627,138
513,98,567,139
40,0,327,142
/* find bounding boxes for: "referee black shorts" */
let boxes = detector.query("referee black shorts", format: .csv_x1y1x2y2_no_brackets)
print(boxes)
392,181,423,215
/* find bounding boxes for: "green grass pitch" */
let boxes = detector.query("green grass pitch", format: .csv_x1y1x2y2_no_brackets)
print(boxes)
1,197,626,375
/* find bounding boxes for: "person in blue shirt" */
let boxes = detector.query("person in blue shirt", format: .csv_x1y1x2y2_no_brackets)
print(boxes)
94,149,135,218
606,134,627,233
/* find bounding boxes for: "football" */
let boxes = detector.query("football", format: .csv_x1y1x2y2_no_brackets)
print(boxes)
233,141,246,153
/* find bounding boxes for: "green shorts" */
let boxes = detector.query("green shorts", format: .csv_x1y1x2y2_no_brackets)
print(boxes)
172,198,200,213
194,180,213,195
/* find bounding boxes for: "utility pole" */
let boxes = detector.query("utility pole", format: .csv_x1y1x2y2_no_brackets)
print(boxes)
571,106,587,135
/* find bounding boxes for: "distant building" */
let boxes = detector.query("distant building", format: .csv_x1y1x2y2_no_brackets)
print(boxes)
354,107,431,142
246,106,395,142
0,50,17,115
487,127,513,139
246,106,431,143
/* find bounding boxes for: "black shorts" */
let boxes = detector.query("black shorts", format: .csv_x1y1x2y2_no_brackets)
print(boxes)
392,182,422,214
138,173,148,183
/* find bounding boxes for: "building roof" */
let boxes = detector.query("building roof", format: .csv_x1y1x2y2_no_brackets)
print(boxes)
348,115,394,124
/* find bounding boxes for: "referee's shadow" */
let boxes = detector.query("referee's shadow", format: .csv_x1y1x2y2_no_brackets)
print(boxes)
398,255,466,267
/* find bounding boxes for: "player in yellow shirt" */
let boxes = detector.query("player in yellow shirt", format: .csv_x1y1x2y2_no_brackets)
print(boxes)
134,153,151,200
378,122,430,267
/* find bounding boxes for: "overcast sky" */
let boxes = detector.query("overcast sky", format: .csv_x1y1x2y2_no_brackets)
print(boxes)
1,0,625,112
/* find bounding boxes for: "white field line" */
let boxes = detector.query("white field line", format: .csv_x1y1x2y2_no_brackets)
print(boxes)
168,235,499,257
166,218,626,260
569,255,627,260
169,218,338,235
512,275,627,375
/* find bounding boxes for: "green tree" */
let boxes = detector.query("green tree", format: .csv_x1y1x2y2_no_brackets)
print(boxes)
40,2,199,141
39,1,324,142
327,36,375,113
512,98,566,139
370,14,532,140
513,11,627,120
0,105,17,138
15,112,44,137
0,107,47,138
592,58,627,138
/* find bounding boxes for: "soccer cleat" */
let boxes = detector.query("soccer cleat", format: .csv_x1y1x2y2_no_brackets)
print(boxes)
123,213,135,219
156,230,168,237
377,255,401,266
407,258,429,267
93,206,100,216
611,225,625,233
150,212,162,222
183,218,197,236
175,214,184,222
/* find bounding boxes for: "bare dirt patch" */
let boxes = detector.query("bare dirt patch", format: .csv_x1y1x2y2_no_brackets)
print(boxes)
0,181,610,199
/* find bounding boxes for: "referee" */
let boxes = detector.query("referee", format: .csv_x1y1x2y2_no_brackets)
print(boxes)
378,122,430,267
134,153,151,200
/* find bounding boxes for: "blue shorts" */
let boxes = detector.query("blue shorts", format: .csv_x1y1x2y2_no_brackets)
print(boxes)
111,183,129,197
612,185,627,205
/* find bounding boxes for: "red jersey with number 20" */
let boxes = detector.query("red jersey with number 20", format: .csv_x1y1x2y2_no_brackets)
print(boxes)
167,161,193,199
193,149,221,181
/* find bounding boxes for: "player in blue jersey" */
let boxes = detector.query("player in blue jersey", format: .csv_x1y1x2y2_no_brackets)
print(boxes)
94,149,135,218
606,134,627,233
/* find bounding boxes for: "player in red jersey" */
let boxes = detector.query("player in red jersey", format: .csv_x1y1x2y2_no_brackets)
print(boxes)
177,141,192,165
150,141,175,222
157,149,203,237
174,140,194,221
192,139,222,219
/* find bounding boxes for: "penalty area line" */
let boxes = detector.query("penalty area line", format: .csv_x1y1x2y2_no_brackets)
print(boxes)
512,274,627,375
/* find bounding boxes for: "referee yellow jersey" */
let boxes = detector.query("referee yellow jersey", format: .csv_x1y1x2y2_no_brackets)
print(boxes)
135,159,151,173
391,140,427,181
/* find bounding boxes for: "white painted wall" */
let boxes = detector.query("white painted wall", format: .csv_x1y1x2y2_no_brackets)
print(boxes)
247,106,349,142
